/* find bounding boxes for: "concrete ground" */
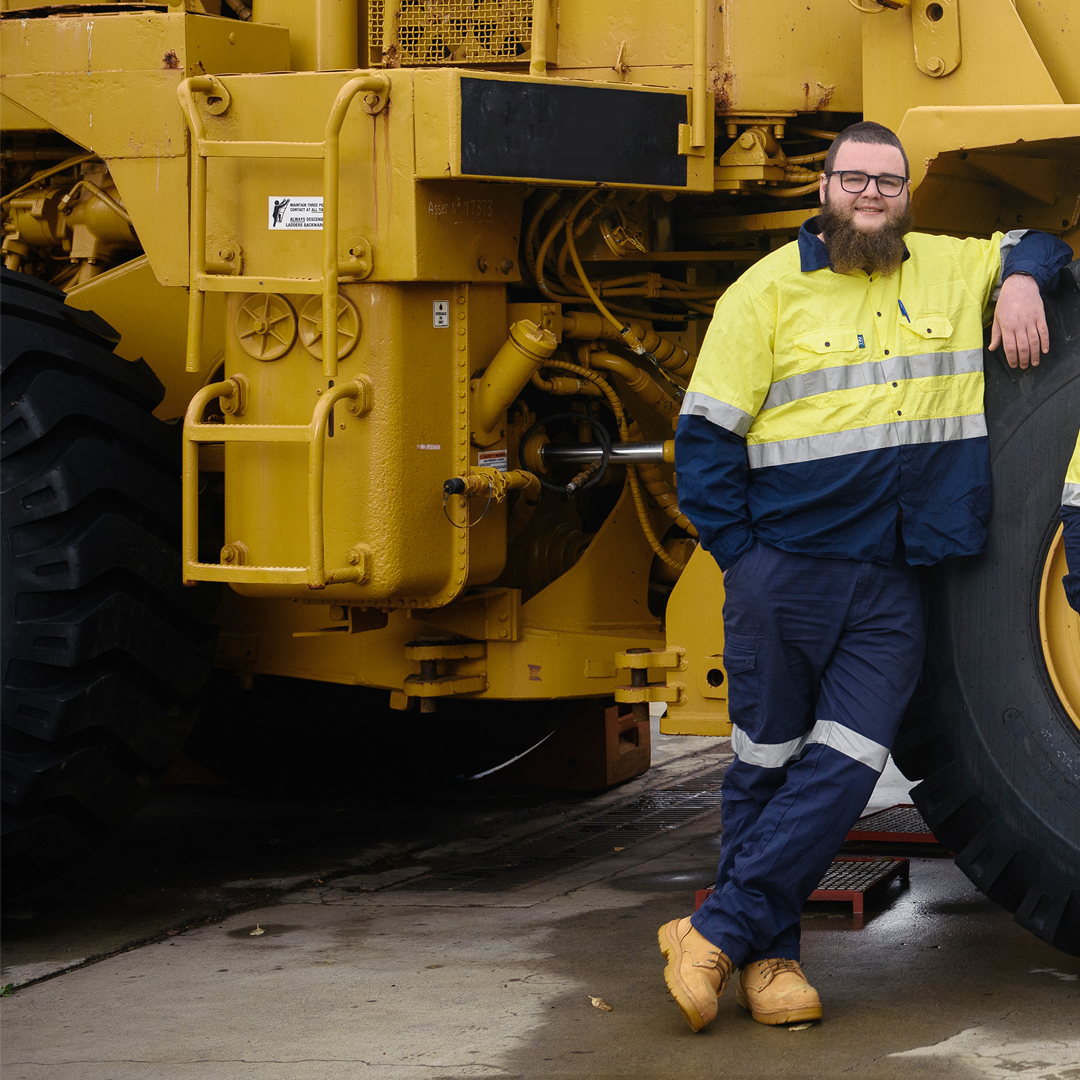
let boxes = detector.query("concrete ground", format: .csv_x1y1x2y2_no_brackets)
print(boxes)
2,723,1079,1080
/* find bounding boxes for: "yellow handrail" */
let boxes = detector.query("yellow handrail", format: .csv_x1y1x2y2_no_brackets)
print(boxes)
176,73,390,376
322,76,389,378
182,377,373,588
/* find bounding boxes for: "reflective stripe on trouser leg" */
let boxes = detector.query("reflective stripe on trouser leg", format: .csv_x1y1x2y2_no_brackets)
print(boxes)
691,544,925,967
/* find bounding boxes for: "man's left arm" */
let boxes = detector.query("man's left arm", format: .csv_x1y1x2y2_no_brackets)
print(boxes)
989,231,1073,369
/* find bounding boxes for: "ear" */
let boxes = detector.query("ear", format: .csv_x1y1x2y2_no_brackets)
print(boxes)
819,171,828,205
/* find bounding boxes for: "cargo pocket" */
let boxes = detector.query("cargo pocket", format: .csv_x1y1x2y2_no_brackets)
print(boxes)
722,632,763,731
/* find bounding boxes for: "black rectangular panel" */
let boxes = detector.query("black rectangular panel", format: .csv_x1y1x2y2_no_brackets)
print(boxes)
460,78,689,187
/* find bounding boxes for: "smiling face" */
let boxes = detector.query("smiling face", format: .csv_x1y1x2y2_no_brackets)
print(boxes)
817,139,913,276
818,141,910,235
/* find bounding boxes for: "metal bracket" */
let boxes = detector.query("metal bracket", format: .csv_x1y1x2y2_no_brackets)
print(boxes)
409,588,521,642
402,640,487,705
614,646,687,707
614,646,687,671
911,0,960,78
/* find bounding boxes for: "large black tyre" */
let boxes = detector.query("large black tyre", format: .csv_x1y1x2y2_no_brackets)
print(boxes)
1,269,218,896
893,261,1080,955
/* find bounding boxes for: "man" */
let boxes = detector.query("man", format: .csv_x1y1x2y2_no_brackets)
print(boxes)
662,121,1073,1033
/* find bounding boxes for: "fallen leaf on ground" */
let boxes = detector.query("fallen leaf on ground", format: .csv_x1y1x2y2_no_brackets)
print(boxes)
788,1022,813,1031
589,996,613,1012
250,924,265,936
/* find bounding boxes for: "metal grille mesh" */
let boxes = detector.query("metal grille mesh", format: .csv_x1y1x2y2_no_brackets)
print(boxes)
815,858,904,891
398,767,725,892
369,0,533,66
847,804,931,836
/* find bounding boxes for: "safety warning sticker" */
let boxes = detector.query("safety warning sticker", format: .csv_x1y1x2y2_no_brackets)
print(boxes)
268,197,324,230
433,300,450,328
477,449,508,472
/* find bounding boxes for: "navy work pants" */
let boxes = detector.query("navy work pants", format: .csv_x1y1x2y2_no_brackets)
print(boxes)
690,542,925,968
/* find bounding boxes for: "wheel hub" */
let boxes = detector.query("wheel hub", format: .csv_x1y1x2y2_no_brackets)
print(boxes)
1039,523,1080,731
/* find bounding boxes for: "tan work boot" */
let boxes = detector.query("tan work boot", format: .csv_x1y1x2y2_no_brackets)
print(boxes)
658,917,733,1032
736,958,823,1025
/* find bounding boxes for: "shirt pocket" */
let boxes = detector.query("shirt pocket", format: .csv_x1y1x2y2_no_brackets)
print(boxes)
787,328,870,412
792,327,864,358
899,315,958,396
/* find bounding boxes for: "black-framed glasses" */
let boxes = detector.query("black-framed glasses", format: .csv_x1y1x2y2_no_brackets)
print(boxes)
826,171,909,197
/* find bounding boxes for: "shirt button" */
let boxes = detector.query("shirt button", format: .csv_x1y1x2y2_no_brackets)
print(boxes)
884,349,890,355
892,381,898,387
877,311,882,317
824,341,831,347
897,410,902,416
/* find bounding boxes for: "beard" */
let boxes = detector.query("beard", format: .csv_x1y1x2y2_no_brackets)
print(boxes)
819,194,914,277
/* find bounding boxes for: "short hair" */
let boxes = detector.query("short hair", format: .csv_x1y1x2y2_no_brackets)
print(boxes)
823,121,910,179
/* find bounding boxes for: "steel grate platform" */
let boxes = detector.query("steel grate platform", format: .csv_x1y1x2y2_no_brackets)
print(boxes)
397,766,725,892
695,856,910,916
845,803,939,844
807,856,910,913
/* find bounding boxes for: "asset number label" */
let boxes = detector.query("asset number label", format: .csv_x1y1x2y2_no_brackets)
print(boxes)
268,196,324,230
433,300,450,328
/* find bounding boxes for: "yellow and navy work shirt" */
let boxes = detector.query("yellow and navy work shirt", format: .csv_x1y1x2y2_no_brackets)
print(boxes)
1062,429,1080,612
675,219,1072,569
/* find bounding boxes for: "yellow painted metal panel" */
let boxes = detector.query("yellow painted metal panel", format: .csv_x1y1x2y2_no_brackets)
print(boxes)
863,0,1063,136
66,255,226,420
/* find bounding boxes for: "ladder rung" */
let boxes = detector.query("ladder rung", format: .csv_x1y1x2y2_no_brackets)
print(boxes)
185,563,310,583
197,274,324,294
200,140,324,159
187,424,311,443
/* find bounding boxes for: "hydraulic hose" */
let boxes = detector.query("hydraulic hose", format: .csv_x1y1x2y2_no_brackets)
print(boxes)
535,357,688,573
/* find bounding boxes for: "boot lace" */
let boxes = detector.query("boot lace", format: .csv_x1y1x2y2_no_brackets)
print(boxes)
760,958,803,985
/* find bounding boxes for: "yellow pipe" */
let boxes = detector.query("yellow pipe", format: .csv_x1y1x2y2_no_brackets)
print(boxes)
178,76,217,374
531,370,603,396
563,221,645,353
308,380,368,586
0,152,97,208
589,351,679,426
322,76,390,379
472,320,558,446
382,0,402,64
530,0,549,76
182,379,235,577
692,0,708,148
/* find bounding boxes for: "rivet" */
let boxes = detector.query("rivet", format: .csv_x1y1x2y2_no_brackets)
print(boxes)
459,328,466,336
500,629,508,638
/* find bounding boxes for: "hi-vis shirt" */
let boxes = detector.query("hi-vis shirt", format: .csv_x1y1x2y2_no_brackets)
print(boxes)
675,219,1072,569
1062,430,1080,612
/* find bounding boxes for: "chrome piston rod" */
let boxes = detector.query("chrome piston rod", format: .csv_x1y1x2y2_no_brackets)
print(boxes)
540,442,669,467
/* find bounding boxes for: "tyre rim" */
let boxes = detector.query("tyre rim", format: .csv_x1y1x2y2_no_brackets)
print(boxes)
1039,523,1080,731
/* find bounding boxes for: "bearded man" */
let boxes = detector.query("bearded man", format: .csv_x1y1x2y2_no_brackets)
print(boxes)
661,120,1073,1033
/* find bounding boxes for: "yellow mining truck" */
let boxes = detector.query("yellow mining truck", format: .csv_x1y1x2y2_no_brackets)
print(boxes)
2,0,1078,948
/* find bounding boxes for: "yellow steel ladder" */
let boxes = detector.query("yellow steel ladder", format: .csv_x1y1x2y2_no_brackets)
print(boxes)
176,72,389,589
